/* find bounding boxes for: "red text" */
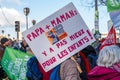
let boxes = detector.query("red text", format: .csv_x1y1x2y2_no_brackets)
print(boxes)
42,57,56,68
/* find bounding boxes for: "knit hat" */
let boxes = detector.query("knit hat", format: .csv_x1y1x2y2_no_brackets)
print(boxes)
0,37,9,45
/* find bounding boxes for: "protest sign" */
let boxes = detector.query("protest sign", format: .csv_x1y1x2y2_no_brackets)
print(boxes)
107,0,120,12
22,2,95,72
1,47,33,80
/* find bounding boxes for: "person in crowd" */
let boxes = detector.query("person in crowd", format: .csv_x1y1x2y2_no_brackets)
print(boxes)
26,53,82,80
0,37,11,80
26,55,54,80
79,51,90,80
20,39,29,52
88,45,120,80
92,39,101,54
0,37,11,59
83,45,98,69
12,40,20,50
19,39,34,55
77,45,98,80
60,54,82,80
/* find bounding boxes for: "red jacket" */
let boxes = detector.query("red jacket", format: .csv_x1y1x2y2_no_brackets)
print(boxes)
38,62,52,80
88,66,120,80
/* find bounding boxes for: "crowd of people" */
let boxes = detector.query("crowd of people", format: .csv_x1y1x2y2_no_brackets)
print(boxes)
0,37,31,80
0,37,120,80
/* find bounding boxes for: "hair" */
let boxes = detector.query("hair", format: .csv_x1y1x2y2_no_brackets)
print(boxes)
81,45,97,57
0,37,9,45
97,45,120,68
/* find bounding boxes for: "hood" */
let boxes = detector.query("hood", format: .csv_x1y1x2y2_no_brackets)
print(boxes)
88,66,120,80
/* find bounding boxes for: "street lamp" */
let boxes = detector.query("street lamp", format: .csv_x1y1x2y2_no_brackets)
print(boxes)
8,34,10,38
23,7,30,30
32,20,36,25
1,30,4,34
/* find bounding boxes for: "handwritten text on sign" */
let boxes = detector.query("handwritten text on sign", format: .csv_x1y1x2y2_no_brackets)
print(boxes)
22,2,95,72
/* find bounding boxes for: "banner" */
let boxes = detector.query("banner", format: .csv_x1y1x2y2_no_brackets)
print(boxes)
107,0,120,12
22,2,95,72
1,47,33,80
100,26,116,50
109,10,120,28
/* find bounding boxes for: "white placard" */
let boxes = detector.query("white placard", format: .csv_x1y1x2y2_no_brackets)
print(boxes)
22,2,95,72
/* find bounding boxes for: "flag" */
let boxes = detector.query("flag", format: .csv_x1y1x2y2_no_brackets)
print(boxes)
1,47,33,80
107,0,120,12
100,26,116,50
109,10,120,28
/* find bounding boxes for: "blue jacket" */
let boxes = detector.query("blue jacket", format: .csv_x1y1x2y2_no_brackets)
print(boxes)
26,56,42,80
26,56,60,80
